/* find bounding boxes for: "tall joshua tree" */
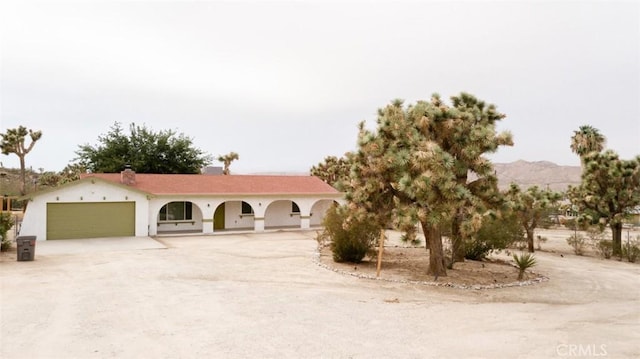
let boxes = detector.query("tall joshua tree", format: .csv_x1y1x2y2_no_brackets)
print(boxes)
310,155,352,190
569,151,640,256
0,126,42,195
348,93,510,277
570,125,606,168
428,93,513,263
218,152,239,175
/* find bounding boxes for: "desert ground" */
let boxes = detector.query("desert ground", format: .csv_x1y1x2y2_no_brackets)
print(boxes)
1,229,639,358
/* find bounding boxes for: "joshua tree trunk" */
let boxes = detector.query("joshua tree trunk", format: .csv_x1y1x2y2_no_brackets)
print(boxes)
451,210,466,264
19,155,27,196
421,221,447,278
526,227,535,253
611,222,623,257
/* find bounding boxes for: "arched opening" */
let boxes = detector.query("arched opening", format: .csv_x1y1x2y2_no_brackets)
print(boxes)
213,201,255,231
310,200,339,227
157,201,203,234
264,200,301,229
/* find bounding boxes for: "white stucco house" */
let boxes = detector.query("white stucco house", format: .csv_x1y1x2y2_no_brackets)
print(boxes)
19,168,344,240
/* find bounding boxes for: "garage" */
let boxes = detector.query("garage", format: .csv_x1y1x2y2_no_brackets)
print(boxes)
46,202,135,240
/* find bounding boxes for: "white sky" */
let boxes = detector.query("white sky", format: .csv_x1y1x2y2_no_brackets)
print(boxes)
1,0,639,174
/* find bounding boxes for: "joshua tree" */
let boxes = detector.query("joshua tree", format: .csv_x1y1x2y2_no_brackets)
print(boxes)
217,152,239,175
347,93,512,277
568,150,640,256
0,126,42,195
506,184,562,253
310,155,352,190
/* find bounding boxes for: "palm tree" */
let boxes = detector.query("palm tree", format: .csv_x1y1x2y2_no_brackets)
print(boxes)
217,152,239,175
570,125,606,167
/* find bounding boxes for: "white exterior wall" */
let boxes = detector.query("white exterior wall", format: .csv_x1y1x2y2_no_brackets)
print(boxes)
155,203,204,233
19,180,149,241
224,200,255,229
264,200,300,228
148,197,209,235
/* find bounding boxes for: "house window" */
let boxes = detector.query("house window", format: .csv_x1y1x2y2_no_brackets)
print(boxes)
159,201,193,221
291,202,300,214
241,201,254,215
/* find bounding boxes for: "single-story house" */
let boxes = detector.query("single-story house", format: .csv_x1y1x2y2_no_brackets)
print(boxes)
19,168,344,240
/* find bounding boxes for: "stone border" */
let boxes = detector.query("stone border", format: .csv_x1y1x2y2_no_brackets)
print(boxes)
312,247,549,290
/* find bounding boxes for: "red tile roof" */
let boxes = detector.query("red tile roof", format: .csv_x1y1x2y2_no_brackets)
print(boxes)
80,173,340,196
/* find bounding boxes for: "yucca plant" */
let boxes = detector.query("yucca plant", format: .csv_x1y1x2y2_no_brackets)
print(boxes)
513,252,537,280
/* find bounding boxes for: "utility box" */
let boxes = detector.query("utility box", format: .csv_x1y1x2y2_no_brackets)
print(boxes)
16,236,36,261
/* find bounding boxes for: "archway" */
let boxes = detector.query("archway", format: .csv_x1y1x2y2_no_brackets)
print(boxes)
264,200,301,229
310,199,339,227
157,200,203,234
212,200,255,231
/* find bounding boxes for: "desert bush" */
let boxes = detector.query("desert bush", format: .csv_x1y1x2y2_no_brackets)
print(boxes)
466,213,523,260
566,234,587,255
594,239,613,259
621,239,640,263
320,204,380,263
513,252,537,280
585,226,605,242
0,212,15,252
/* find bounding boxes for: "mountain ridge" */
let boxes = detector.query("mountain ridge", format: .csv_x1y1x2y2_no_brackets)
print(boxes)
250,160,582,192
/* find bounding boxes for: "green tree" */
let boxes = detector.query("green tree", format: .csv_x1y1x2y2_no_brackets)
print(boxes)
310,155,352,190
217,152,239,175
506,184,562,253
0,126,42,195
568,150,640,256
348,95,496,277
570,125,606,168
76,122,211,174
430,93,513,263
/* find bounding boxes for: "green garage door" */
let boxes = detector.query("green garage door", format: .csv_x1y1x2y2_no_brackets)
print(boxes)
47,202,135,240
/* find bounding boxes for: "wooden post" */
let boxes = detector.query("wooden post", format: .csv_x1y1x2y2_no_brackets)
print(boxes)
376,229,385,277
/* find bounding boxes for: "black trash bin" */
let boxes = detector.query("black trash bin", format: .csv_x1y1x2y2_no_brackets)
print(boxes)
16,236,37,261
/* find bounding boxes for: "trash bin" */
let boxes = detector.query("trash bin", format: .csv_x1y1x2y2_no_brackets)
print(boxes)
16,236,36,261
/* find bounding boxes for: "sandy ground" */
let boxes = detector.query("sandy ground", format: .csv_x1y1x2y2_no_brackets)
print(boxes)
1,229,639,359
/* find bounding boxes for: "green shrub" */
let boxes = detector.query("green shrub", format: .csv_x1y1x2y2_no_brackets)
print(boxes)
513,252,537,280
595,240,613,259
0,212,15,253
466,213,523,260
566,234,587,255
621,239,640,263
320,205,380,263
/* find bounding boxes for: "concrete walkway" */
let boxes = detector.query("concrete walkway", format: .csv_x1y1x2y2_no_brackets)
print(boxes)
32,236,166,255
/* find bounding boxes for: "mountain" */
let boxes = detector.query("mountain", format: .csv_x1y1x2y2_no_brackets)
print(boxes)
493,160,581,191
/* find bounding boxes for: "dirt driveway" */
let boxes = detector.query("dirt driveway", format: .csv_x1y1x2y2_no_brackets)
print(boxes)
1,230,639,358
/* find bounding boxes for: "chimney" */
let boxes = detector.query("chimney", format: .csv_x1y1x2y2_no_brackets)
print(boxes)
121,165,136,186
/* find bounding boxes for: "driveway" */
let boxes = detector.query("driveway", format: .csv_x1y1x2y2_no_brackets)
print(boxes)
1,230,639,358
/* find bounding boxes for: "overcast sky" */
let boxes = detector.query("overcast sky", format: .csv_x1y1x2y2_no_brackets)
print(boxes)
1,0,638,174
